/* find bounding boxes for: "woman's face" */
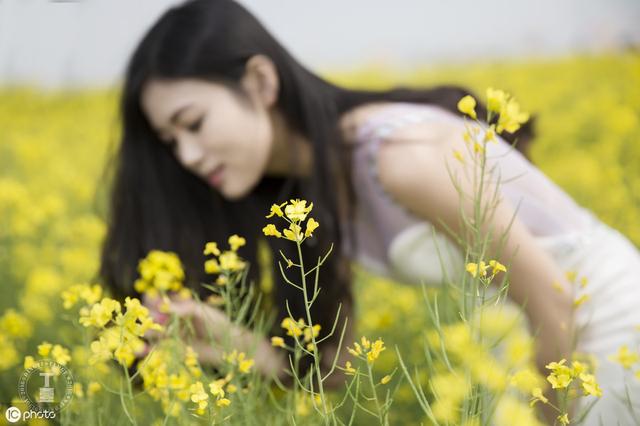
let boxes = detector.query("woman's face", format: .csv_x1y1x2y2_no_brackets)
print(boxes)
141,78,273,200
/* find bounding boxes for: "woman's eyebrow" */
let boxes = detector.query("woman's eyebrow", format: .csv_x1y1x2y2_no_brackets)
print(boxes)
169,103,194,125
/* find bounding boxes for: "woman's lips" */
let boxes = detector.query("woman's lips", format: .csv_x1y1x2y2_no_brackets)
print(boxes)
207,166,225,188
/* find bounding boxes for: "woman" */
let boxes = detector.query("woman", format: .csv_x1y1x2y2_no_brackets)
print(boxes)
99,0,640,423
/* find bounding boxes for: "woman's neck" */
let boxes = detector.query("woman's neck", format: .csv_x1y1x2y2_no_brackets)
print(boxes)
264,108,313,178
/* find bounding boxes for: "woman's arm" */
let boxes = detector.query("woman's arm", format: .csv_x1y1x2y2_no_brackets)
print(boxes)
144,295,355,388
375,123,574,371
144,296,288,380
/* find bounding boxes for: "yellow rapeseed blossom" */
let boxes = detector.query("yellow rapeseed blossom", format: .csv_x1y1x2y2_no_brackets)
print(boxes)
529,387,548,407
262,224,282,238
79,298,121,328
497,97,529,134
38,341,53,357
495,394,543,426
87,382,102,396
218,250,245,272
380,375,392,385
51,344,71,366
347,336,386,365
557,413,570,425
486,87,507,114
216,398,231,407
283,223,303,242
23,355,36,369
343,361,356,375
224,350,254,374
457,95,477,119
266,202,287,218
305,217,319,238
489,260,507,275
465,261,488,278
134,250,185,296
281,317,304,338
580,373,603,397
546,359,573,389
285,199,313,222
228,234,246,251
60,283,103,310
0,309,34,338
203,242,221,256
190,381,209,414
609,345,639,369
484,124,497,143
573,294,590,308
271,336,285,348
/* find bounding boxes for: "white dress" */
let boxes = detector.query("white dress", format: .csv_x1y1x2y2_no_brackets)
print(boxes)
345,102,640,425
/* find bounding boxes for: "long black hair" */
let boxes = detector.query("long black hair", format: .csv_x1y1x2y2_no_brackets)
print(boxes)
99,0,535,356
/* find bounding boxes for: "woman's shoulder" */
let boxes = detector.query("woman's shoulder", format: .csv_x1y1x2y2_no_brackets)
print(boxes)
338,101,464,149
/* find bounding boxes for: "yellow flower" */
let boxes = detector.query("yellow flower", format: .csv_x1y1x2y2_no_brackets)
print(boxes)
271,336,285,348
38,341,53,357
484,124,497,143
497,97,529,134
87,382,102,396
218,250,246,272
529,387,549,407
284,199,313,222
453,149,465,163
216,398,231,407
380,375,391,385
557,413,570,425
303,324,321,343
489,260,507,275
73,383,84,398
204,258,220,274
579,373,602,397
609,345,639,369
369,339,386,361
79,298,121,328
457,95,477,119
24,355,36,369
305,217,319,237
546,359,573,389
283,223,303,242
238,358,254,374
51,344,71,366
281,317,304,337
209,379,226,398
203,242,220,256
266,202,286,218
486,87,507,114
190,381,209,411
135,250,185,294
465,261,488,278
344,361,356,375
228,234,246,251
262,224,282,238
573,294,590,307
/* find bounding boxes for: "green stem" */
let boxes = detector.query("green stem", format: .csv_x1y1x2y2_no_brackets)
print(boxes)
366,362,386,426
295,237,330,423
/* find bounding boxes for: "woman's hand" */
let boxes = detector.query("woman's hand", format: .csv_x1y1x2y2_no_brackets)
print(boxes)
141,294,287,380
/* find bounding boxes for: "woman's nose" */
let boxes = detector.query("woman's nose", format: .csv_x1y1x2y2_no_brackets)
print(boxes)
174,134,205,171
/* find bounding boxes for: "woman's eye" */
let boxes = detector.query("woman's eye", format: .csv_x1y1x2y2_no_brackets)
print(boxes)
187,117,203,133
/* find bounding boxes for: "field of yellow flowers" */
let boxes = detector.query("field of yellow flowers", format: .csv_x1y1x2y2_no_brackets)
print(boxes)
1,52,639,425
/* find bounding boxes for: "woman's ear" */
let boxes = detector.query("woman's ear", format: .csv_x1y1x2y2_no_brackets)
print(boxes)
240,54,279,108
